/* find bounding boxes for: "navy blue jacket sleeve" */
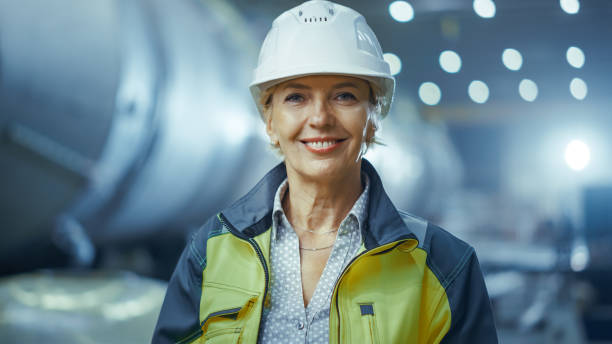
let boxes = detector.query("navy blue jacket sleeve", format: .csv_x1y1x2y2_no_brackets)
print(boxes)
441,251,498,344
152,228,208,344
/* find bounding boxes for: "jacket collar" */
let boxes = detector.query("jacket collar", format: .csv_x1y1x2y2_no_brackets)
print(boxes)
220,159,418,249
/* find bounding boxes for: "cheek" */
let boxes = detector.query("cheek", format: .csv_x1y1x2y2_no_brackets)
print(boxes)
340,108,369,136
271,110,302,141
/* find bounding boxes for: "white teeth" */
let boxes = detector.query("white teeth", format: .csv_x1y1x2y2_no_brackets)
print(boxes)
307,141,336,149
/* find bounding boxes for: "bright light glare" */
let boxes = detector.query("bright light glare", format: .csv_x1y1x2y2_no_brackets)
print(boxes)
565,139,590,171
389,1,414,22
566,46,585,68
570,77,588,100
383,52,402,76
473,0,496,18
502,48,523,71
439,50,462,73
518,79,538,102
224,111,251,145
570,243,589,271
418,82,441,106
560,0,580,14
468,80,489,104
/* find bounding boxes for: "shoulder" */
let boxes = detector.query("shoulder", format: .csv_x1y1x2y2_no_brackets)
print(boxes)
395,210,498,342
422,223,474,290
187,214,229,270
396,209,475,289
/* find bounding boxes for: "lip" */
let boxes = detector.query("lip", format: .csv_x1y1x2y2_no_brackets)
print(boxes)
300,137,346,154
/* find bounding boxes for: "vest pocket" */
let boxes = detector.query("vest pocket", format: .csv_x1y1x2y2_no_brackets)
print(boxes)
203,327,242,343
359,303,380,344
199,282,260,343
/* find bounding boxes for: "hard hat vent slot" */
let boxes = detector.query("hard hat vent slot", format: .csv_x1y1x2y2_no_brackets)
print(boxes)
303,16,328,23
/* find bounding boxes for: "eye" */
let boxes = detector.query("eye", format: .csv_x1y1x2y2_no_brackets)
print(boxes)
285,93,305,103
335,92,357,102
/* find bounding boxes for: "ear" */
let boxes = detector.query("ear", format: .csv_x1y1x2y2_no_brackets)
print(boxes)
365,118,377,143
265,111,279,145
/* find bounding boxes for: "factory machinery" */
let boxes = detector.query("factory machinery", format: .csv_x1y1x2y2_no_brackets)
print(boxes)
2,0,609,343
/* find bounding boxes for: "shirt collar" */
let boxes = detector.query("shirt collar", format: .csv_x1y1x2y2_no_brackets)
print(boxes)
220,160,419,249
271,174,370,241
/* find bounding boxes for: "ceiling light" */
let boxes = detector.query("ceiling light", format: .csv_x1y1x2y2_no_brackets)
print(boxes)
389,1,414,23
473,0,496,19
502,48,523,71
439,50,462,73
468,80,489,104
418,82,441,106
566,46,585,69
560,0,580,14
383,53,402,76
570,77,587,100
518,79,538,102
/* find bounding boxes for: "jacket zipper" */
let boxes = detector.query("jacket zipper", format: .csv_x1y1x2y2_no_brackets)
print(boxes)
218,213,270,337
332,249,368,343
331,240,407,343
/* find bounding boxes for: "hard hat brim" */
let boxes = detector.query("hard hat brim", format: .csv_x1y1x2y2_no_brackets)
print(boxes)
250,69,394,120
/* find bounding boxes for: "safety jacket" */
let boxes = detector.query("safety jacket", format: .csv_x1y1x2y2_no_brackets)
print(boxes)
153,160,498,343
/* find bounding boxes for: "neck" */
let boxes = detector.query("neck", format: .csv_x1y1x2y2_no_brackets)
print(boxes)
283,163,363,234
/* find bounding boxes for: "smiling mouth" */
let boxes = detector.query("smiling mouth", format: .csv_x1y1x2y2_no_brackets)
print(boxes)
300,138,346,153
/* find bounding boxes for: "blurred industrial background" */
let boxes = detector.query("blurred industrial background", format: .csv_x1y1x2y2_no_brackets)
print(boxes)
1,0,611,342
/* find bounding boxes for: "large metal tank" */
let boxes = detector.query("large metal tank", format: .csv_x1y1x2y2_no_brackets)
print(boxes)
0,0,278,266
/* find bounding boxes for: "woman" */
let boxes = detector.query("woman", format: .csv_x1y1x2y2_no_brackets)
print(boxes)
153,1,497,343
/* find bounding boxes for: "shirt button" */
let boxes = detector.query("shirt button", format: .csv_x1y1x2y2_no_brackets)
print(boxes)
297,321,304,330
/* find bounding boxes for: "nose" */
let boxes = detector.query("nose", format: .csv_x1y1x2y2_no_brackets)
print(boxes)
308,96,335,128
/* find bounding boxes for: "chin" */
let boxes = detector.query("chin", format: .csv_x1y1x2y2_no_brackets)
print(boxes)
295,156,359,181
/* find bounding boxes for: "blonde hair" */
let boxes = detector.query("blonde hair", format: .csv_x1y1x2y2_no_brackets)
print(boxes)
260,84,279,121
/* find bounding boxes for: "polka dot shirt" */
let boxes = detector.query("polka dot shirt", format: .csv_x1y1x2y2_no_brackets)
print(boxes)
257,175,370,344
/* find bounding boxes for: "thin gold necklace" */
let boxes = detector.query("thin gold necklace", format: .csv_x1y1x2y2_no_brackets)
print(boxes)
299,243,335,251
293,225,338,250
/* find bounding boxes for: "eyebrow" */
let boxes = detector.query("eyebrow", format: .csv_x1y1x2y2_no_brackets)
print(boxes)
331,82,360,90
281,81,361,91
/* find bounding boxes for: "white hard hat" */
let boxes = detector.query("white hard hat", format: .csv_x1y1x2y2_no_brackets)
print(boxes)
249,0,395,119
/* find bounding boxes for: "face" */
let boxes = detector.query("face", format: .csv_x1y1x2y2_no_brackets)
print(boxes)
266,75,374,182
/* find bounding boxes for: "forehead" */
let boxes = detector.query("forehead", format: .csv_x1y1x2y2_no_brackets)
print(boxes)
276,75,369,91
